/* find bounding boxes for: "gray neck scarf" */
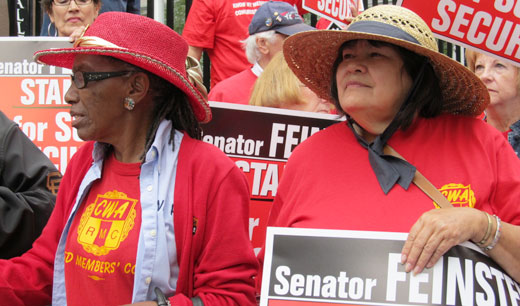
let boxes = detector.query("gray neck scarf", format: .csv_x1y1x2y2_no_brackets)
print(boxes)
347,118,415,194
346,60,428,194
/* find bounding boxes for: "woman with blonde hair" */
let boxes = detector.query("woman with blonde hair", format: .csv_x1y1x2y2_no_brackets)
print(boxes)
249,52,333,114
466,49,520,157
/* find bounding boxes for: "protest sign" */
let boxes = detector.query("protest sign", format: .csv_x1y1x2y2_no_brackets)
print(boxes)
203,102,340,253
302,0,357,27
0,37,82,173
397,0,520,65
261,227,520,306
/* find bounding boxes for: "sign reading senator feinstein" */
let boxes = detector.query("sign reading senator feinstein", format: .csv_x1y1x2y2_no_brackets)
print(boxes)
203,103,340,255
260,227,520,305
396,0,520,65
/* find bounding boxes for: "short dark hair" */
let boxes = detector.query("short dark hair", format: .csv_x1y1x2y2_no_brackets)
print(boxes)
41,0,102,14
330,40,442,131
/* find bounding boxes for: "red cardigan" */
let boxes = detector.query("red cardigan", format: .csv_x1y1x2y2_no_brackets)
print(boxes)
0,134,258,306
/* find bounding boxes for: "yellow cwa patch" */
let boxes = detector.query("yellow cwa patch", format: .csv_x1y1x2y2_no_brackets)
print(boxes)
434,183,476,209
77,190,138,256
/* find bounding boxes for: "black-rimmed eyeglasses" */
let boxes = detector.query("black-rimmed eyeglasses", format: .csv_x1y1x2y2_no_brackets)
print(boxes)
70,71,134,89
53,0,93,6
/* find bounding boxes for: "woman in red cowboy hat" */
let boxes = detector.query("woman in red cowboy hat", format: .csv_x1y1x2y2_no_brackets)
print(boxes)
258,4,520,288
0,12,257,306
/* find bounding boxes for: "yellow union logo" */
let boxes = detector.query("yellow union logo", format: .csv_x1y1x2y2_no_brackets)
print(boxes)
435,183,476,209
77,190,137,256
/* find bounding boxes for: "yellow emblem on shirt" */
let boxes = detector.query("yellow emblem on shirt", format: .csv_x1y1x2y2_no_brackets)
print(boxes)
77,190,137,256
434,183,476,209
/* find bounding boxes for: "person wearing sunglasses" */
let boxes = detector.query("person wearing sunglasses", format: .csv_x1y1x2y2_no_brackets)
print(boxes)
41,0,101,37
0,12,257,306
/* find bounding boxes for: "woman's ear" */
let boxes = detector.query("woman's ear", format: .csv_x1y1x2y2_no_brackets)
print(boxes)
126,72,150,106
94,2,101,17
48,11,55,23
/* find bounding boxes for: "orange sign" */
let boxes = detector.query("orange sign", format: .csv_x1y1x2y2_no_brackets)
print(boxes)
1,38,84,173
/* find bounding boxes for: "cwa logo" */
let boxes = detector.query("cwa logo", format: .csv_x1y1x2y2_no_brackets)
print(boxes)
77,190,138,256
435,183,476,208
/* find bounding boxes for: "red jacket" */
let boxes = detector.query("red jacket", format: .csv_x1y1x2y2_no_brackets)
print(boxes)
0,134,258,306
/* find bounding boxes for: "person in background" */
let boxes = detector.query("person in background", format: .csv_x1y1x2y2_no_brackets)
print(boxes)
0,111,62,259
258,4,520,288
466,50,520,158
209,0,314,105
249,52,333,113
41,0,140,36
0,12,257,305
40,0,101,37
183,0,306,89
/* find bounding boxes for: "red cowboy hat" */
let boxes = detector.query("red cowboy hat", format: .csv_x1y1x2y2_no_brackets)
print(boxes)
34,12,211,123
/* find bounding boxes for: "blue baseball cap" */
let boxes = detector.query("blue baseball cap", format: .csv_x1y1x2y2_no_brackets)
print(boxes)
248,1,314,35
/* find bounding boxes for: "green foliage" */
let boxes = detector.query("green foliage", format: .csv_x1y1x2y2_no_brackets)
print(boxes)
174,0,186,34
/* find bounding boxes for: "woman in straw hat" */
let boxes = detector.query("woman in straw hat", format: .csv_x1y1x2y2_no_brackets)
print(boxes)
466,50,520,158
0,12,257,306
260,4,520,284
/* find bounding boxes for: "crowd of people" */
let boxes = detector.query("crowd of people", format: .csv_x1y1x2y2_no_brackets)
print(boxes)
0,1,519,305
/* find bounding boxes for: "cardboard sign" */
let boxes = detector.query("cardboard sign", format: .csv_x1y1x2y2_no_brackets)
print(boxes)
0,37,82,173
397,0,520,65
203,102,340,253
261,227,520,306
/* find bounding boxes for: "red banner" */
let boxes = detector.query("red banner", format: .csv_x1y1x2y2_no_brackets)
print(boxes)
397,0,520,65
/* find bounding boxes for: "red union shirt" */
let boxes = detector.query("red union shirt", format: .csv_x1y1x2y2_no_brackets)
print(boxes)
64,153,142,305
183,0,306,88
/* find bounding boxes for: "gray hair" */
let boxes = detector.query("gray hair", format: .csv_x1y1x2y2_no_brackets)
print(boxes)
241,30,277,64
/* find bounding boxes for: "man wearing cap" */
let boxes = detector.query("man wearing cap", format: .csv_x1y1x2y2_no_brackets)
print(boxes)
208,0,314,105
183,0,306,89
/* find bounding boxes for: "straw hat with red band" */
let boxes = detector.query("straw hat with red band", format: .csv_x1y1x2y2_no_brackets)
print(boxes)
283,5,489,117
34,12,211,123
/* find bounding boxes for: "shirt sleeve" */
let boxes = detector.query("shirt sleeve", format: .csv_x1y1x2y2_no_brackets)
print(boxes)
0,119,62,258
182,0,217,49
491,132,520,226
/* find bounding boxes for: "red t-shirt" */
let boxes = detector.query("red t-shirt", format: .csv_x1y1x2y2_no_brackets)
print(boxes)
65,153,142,305
183,0,305,88
268,116,520,233
208,68,257,104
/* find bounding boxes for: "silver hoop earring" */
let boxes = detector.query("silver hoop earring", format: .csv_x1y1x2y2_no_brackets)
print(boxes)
124,97,135,110
48,22,57,37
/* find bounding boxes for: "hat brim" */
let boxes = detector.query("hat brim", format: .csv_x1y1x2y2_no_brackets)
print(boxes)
283,30,489,116
275,23,316,36
34,47,212,123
